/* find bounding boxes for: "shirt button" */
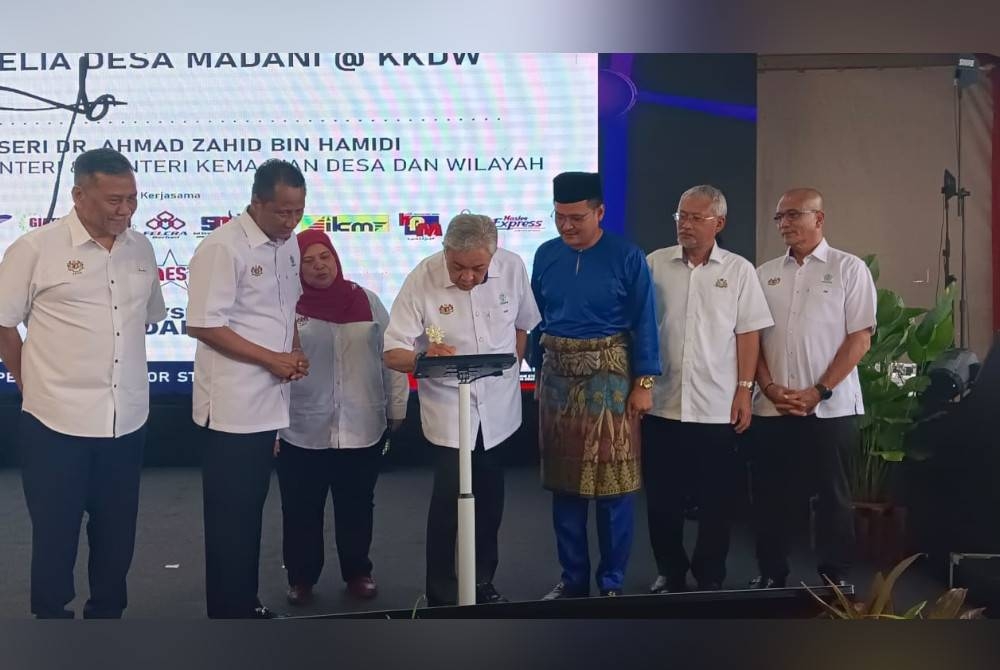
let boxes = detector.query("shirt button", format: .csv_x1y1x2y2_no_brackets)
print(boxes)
475,311,480,316
115,359,119,364
478,337,483,342
114,306,118,310
116,332,120,336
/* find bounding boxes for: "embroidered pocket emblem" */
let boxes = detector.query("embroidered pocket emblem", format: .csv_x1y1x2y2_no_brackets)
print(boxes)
715,278,728,288
251,265,263,277
439,304,454,315
767,277,781,286
67,260,84,275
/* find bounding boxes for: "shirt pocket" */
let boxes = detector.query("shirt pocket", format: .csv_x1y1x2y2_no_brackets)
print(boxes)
699,278,740,332
126,266,154,311
805,282,845,325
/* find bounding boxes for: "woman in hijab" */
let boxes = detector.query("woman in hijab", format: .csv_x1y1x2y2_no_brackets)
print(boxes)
276,229,409,605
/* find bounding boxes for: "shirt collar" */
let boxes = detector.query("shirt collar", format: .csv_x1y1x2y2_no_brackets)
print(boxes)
239,209,273,249
784,237,830,265
67,208,132,248
670,243,727,265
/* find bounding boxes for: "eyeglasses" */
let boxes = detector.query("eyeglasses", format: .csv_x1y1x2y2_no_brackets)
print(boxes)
773,209,821,223
551,209,596,225
673,212,720,224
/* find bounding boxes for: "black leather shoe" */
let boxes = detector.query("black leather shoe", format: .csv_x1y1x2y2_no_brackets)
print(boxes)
250,605,283,619
649,575,689,593
476,582,509,604
542,581,589,600
600,588,623,597
749,575,786,589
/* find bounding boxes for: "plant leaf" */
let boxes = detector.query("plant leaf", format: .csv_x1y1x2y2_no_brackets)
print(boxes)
925,588,968,619
959,607,987,619
824,575,859,618
871,553,923,616
901,601,927,619
863,571,887,615
864,254,880,283
802,582,851,619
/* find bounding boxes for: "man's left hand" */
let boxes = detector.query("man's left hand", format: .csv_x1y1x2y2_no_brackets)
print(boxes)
731,388,753,433
784,386,822,415
626,386,653,421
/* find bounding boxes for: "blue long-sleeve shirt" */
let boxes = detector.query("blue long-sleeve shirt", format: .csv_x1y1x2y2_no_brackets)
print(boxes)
530,232,661,376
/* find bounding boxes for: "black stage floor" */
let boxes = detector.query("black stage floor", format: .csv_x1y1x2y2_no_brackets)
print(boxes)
0,465,951,619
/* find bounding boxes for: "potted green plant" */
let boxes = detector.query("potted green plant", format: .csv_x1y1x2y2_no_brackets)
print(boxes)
804,553,985,619
847,255,955,565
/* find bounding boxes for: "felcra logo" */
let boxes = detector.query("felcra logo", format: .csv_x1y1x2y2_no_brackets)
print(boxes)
145,211,187,237
303,214,391,233
399,213,442,238
0,214,12,224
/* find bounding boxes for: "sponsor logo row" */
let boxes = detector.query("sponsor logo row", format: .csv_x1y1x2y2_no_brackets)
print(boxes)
1,211,547,237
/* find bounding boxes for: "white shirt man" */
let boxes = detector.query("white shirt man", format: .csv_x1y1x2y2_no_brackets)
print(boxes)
384,247,540,450
753,237,876,418
383,213,540,607
185,159,308,619
187,210,302,433
0,209,166,437
647,244,773,423
0,149,165,619
641,184,773,594
749,187,877,590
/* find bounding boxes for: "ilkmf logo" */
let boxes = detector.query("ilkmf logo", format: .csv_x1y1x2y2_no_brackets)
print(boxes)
399,213,442,239
299,215,331,232
145,211,187,238
327,215,391,233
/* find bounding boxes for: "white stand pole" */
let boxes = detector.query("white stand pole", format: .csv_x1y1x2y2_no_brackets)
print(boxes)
457,379,476,606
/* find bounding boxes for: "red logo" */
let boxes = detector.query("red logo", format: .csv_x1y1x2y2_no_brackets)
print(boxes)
157,249,188,289
399,213,442,238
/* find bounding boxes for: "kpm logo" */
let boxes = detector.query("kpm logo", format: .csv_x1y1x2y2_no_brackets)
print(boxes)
399,213,442,239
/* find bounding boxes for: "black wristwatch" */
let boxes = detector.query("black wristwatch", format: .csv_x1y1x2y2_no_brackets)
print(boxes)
814,383,833,401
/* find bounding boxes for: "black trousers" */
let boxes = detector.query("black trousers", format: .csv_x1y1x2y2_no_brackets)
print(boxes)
201,427,276,618
749,415,858,580
425,432,505,606
642,416,740,586
275,438,384,586
19,412,146,619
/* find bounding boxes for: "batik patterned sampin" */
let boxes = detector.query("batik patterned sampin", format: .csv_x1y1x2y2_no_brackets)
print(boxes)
538,332,640,497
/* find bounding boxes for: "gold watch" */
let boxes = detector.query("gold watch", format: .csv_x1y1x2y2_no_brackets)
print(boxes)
637,375,655,390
